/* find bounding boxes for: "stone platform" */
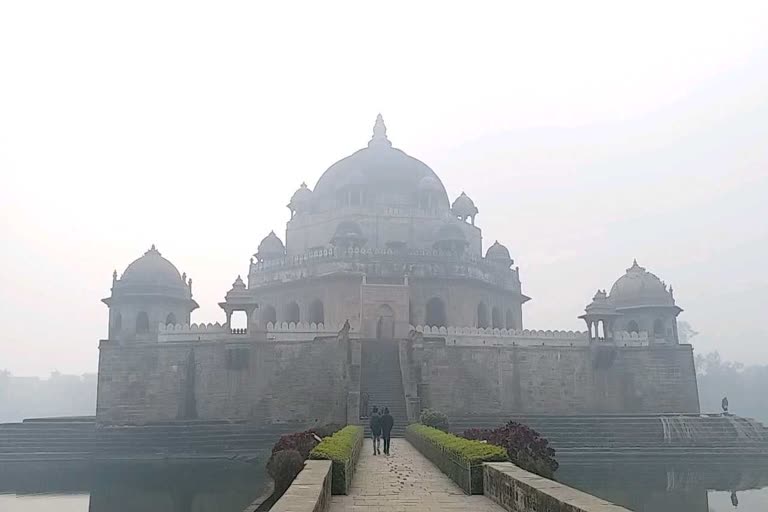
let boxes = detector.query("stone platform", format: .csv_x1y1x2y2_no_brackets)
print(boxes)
329,439,504,511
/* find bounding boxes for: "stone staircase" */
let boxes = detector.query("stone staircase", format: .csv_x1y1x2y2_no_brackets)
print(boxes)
0,418,307,462
360,339,408,437
449,414,768,459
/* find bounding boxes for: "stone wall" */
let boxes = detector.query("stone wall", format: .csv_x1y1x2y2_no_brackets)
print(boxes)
414,341,699,415
269,460,332,512
483,462,632,512
96,337,351,425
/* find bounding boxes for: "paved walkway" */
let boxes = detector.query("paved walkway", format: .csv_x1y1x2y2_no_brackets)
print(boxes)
329,439,505,511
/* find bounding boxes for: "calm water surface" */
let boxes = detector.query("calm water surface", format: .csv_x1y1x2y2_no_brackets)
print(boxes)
1,458,767,511
556,459,768,512
0,460,268,512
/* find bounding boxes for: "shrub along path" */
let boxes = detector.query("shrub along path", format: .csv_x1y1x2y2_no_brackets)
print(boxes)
328,439,504,511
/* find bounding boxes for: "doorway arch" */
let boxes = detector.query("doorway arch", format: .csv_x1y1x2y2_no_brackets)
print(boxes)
425,297,447,327
376,304,395,339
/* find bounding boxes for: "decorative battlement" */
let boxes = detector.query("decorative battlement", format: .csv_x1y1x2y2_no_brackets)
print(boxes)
410,325,649,347
252,246,497,271
157,322,231,342
264,321,345,332
248,247,520,290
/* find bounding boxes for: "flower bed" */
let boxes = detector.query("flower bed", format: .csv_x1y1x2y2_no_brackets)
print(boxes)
309,425,363,495
405,424,507,494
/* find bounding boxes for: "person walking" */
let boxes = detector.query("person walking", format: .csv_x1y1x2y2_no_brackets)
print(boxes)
381,407,394,455
369,406,382,455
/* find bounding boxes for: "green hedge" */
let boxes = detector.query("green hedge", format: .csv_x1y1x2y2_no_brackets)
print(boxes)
309,425,363,495
406,424,507,494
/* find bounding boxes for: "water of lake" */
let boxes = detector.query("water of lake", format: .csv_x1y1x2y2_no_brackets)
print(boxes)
1,458,767,511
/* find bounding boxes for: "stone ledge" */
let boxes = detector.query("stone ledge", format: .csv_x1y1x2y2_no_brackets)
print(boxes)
483,462,633,512
271,460,333,512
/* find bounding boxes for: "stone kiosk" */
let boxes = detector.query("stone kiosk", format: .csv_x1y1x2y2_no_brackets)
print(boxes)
96,115,699,427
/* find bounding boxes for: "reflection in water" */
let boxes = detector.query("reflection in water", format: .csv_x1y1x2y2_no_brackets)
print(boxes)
0,460,268,512
557,459,768,512
2,458,768,511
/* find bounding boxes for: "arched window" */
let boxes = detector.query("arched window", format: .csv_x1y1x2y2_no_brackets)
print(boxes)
492,307,502,329
654,319,665,338
260,305,277,327
165,313,177,326
230,311,247,330
627,320,639,334
505,309,516,330
285,301,300,324
597,320,605,339
376,304,395,339
425,297,447,327
309,299,324,325
477,302,489,329
136,312,149,334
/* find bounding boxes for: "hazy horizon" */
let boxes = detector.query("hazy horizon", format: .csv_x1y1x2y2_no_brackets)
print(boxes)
1,2,767,376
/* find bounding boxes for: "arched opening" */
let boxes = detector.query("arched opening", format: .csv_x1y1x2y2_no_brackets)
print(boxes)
376,304,395,340
308,299,324,325
505,309,515,330
477,302,489,329
165,313,177,326
425,297,447,327
627,320,639,334
408,300,415,326
654,319,665,338
284,301,300,324
260,305,277,327
136,312,149,334
597,320,605,339
230,311,247,330
492,307,503,329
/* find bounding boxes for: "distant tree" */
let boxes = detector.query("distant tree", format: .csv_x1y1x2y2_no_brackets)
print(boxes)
695,350,768,423
678,321,699,344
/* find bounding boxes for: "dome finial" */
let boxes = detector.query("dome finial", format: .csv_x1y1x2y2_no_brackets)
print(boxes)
369,113,391,148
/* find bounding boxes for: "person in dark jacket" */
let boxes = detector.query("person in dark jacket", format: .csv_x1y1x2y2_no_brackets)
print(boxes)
381,407,394,455
369,406,382,455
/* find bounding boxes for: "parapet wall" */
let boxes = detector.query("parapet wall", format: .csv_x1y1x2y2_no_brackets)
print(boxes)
483,463,632,512
412,325,649,347
96,337,351,425
412,341,699,414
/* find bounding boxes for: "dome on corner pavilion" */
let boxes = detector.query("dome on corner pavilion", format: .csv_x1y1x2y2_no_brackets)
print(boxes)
609,260,674,307
121,245,186,288
312,115,450,207
485,241,513,266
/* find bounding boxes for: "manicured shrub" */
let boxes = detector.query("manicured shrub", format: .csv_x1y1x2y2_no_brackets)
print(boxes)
463,421,559,479
271,431,319,460
310,422,344,438
419,408,450,432
310,425,363,494
405,424,507,494
406,424,507,464
266,449,305,493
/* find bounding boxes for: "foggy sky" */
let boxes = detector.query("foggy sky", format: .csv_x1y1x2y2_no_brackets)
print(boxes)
1,2,766,376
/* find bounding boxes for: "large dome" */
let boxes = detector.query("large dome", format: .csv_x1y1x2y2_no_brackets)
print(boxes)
121,245,186,288
609,260,673,307
312,115,450,207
